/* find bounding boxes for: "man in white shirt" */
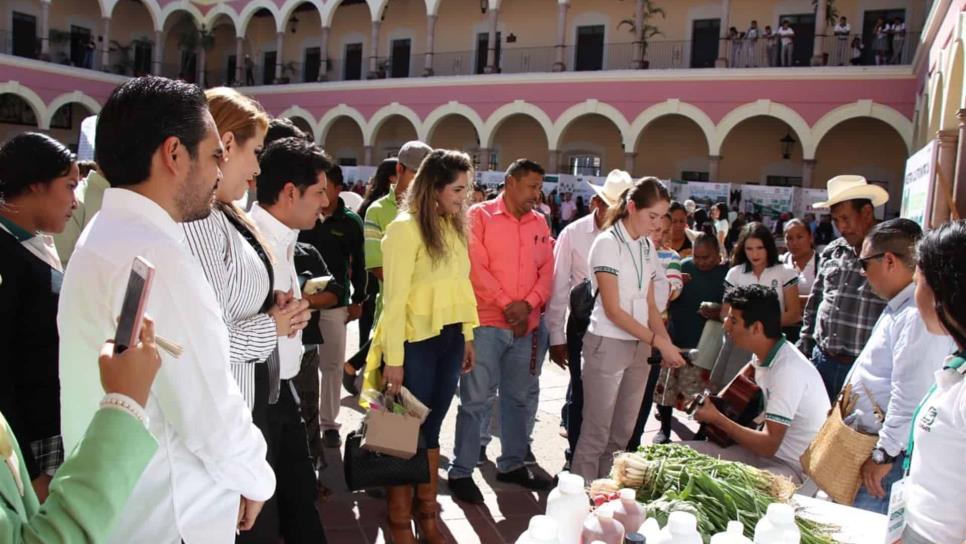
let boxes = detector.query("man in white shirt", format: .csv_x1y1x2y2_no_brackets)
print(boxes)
559,192,577,225
778,20,795,67
249,136,332,542
846,219,953,513
58,76,275,544
890,17,906,64
833,17,851,65
693,284,830,483
547,172,631,465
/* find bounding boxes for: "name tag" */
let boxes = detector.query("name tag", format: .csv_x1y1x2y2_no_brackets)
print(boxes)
885,478,906,544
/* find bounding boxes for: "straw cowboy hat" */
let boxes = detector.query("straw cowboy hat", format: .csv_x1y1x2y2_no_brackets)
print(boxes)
589,170,634,207
812,175,889,209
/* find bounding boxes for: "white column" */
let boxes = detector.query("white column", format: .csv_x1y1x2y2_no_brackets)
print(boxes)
318,26,330,80
632,0,646,68
153,30,163,75
423,14,437,76
811,0,828,66
484,7,499,74
100,17,111,70
548,150,561,173
197,44,206,87
931,130,960,228
367,20,381,78
39,0,50,55
274,32,284,82
552,2,568,72
234,37,244,84
708,155,721,181
715,0,730,68
624,152,637,174
802,159,816,187
954,109,966,220
364,145,374,165
478,148,491,170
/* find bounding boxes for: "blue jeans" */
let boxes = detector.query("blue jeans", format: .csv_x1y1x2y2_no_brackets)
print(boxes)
450,326,539,478
481,319,548,448
852,453,905,514
402,324,465,449
812,346,853,401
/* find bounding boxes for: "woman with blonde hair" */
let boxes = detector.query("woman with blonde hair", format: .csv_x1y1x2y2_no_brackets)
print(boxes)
362,149,479,544
181,87,318,542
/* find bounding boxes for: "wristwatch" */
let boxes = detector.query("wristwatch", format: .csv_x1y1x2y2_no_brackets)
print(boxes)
871,447,897,465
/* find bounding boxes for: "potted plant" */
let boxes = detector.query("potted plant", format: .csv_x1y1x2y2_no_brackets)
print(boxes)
618,0,665,69
277,61,299,83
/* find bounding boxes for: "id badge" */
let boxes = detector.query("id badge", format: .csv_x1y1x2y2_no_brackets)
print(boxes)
631,295,648,324
884,478,906,544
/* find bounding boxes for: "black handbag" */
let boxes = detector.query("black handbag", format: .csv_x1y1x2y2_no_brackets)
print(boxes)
343,427,430,490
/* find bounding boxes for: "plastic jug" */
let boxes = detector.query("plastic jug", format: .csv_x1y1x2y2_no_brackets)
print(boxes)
710,521,753,544
516,515,560,544
606,489,646,534
753,504,801,544
656,511,702,544
547,472,591,544
637,518,662,543
581,509,626,544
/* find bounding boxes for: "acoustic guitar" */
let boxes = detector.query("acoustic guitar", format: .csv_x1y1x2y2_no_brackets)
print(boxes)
687,363,764,447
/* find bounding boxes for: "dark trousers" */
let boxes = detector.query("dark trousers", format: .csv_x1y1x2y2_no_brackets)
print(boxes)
626,362,662,451
564,318,587,458
812,346,853,402
358,273,379,347
402,324,465,449
347,338,370,373
293,346,324,467
240,369,326,544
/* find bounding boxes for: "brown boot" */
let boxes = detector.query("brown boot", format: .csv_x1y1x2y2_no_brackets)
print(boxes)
414,448,446,544
387,485,416,544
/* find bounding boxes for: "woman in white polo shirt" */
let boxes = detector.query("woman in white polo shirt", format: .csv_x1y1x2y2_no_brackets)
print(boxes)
902,220,966,544
571,177,686,482
711,222,801,387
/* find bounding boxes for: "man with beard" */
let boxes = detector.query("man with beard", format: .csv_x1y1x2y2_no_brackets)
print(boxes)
448,159,554,503
58,76,275,544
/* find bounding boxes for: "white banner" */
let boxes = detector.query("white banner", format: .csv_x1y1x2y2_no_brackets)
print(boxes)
77,115,97,162
668,181,732,207
901,140,937,228
737,184,796,219
795,188,830,217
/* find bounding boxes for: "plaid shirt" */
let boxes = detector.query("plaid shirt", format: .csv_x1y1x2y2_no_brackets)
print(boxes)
798,237,887,357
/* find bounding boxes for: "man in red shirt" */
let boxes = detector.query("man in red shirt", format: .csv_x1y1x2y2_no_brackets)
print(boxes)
447,159,555,503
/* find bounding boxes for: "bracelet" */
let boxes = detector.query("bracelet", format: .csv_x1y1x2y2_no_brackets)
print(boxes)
100,393,150,428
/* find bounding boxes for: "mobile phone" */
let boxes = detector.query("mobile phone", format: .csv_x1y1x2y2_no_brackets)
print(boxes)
114,257,155,354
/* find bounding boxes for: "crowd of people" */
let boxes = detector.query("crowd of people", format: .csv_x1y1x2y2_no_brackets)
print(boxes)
0,74,964,544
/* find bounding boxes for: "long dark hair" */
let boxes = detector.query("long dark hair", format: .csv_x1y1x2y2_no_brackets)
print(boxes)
402,150,472,263
0,132,75,203
917,220,966,351
359,157,397,219
732,221,780,270
603,176,671,229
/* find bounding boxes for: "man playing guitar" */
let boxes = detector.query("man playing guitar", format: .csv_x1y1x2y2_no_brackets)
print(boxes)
688,284,829,483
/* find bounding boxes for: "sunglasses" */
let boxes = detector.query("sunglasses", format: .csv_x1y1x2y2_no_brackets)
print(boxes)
858,252,902,271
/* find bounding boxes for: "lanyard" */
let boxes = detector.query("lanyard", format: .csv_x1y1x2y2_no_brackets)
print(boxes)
620,236,646,290
903,355,966,473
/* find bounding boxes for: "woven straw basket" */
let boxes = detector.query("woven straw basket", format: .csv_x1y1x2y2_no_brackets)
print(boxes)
800,401,878,505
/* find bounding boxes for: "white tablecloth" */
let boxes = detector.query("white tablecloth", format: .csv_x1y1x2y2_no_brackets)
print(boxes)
793,494,887,544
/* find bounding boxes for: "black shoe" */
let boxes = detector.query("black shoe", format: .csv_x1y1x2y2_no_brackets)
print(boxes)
476,446,488,467
653,430,672,444
448,476,484,504
342,370,360,396
524,447,536,466
322,429,342,448
496,467,552,490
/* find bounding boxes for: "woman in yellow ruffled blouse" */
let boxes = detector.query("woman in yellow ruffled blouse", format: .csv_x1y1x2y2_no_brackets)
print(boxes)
362,149,478,544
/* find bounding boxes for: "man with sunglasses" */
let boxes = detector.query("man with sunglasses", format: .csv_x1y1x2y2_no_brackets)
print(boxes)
798,176,889,400
845,219,954,514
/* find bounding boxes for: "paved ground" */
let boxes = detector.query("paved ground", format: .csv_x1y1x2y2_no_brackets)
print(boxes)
316,324,696,543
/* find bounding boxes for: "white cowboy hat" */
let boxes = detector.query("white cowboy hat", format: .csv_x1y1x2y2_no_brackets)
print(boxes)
589,170,634,207
812,175,889,209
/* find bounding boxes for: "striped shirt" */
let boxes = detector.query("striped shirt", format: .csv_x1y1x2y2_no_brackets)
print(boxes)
798,237,887,358
183,208,276,409
653,247,682,312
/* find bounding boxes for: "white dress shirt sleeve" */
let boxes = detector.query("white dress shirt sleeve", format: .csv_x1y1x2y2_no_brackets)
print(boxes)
547,225,575,346
877,313,950,456
147,245,275,501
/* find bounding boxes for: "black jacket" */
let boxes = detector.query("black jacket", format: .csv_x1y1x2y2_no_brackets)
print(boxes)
298,198,366,307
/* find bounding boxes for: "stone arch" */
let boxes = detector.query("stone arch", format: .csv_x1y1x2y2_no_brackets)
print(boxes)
424,0,443,17
279,105,319,139
43,92,101,131
318,104,368,146
159,1,205,31
928,72,944,137
812,101,914,155
279,0,325,34
365,103,422,147
108,0,162,32
204,4,242,37
551,100,632,151
629,99,715,152
482,100,553,149
0,82,46,129
941,39,965,131
712,100,812,158
239,0,282,37
322,0,379,27
421,102,485,144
